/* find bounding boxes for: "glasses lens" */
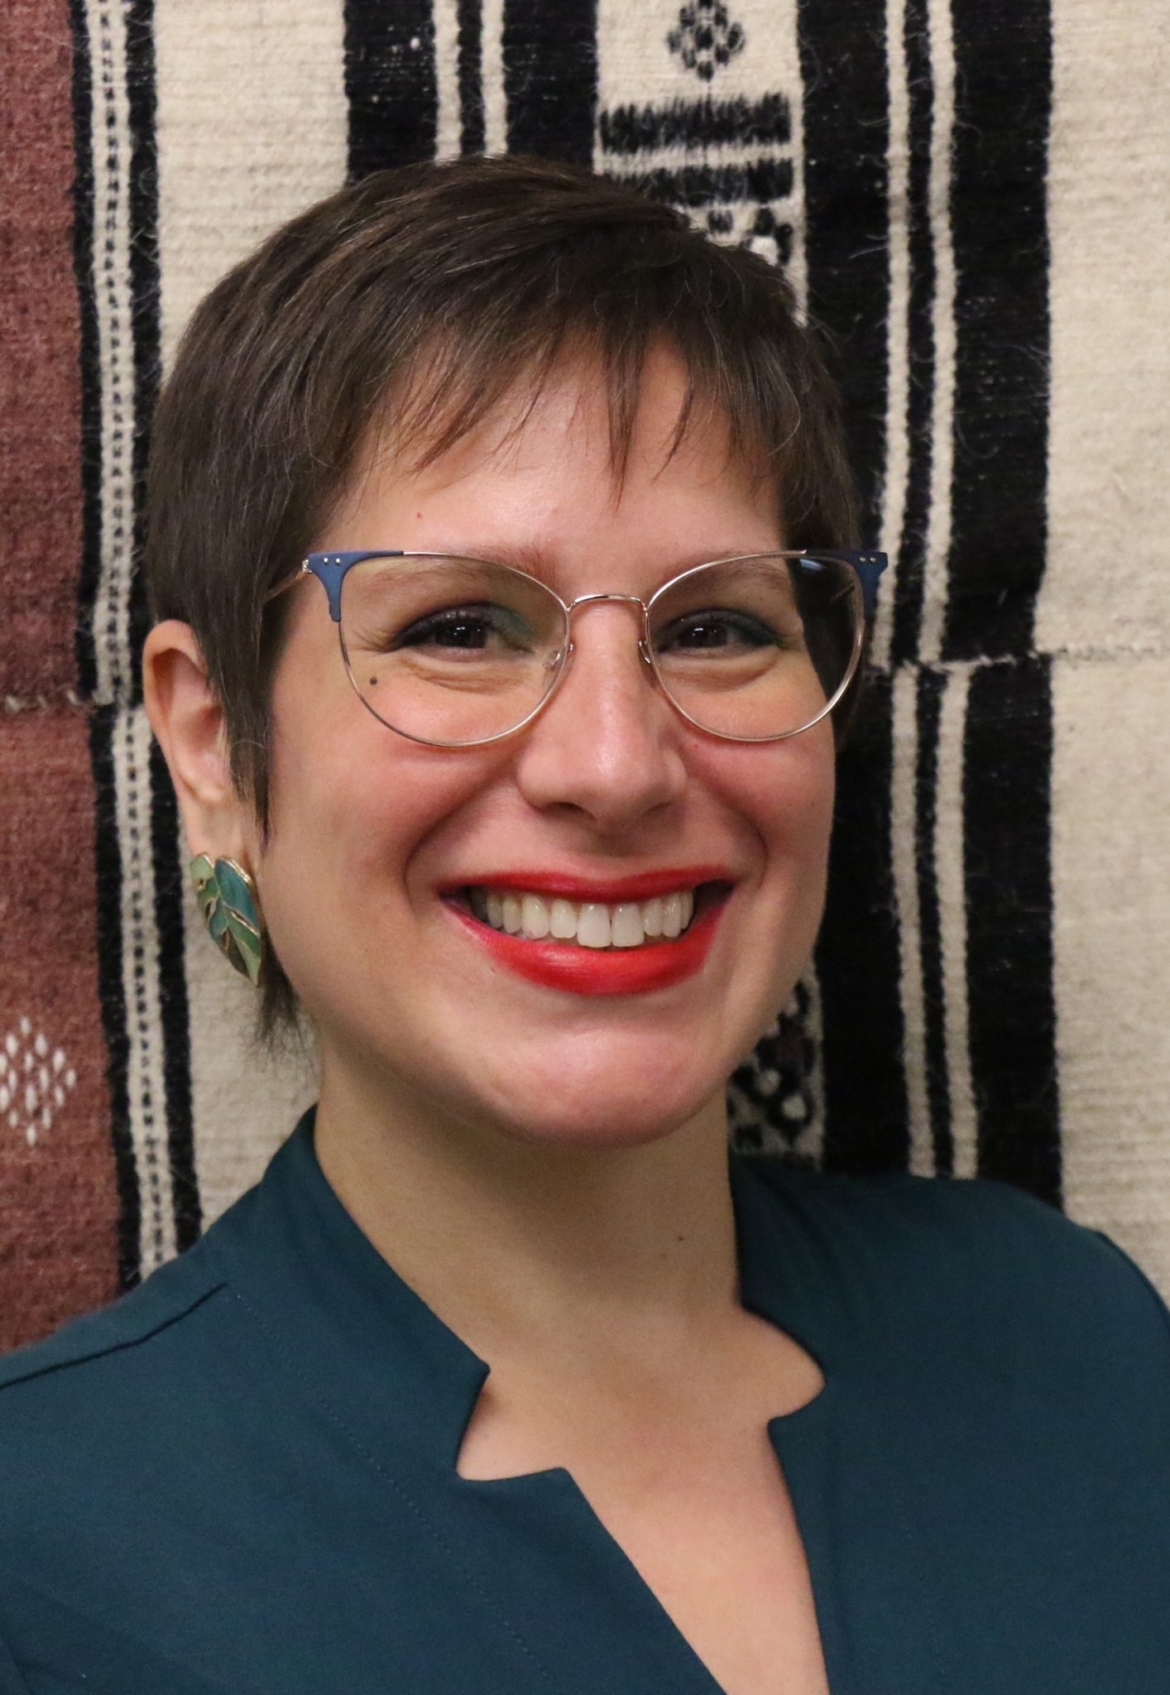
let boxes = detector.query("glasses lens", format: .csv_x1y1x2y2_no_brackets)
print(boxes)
647,554,862,740
339,555,566,745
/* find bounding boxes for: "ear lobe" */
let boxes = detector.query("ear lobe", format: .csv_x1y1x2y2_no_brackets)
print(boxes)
143,620,252,859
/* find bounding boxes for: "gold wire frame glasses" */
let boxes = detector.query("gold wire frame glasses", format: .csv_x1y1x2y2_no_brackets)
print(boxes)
265,548,887,749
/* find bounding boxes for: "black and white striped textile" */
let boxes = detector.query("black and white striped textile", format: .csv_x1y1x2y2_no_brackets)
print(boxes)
57,0,1170,1298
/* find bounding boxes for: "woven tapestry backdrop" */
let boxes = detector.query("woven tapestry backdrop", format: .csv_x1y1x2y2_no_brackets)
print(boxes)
2,0,1168,1349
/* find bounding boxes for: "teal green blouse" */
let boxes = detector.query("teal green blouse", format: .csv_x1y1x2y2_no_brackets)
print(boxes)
1,1109,1169,1694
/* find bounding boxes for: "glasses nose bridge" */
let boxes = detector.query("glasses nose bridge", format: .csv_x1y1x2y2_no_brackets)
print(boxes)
562,590,650,642
559,591,654,677
564,590,648,617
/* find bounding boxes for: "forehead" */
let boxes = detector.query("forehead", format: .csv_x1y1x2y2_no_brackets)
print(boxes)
322,346,780,567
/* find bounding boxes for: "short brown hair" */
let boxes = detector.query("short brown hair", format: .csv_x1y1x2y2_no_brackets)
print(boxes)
145,153,861,1034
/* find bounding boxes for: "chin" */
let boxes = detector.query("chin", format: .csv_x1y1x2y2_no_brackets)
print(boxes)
469,1044,728,1152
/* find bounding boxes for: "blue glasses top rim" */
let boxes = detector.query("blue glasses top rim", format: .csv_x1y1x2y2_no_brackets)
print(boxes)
272,547,889,622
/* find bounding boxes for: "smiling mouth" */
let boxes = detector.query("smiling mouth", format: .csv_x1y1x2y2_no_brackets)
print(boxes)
454,883,728,951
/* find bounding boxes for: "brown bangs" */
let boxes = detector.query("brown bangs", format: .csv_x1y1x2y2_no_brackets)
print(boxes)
144,153,860,1036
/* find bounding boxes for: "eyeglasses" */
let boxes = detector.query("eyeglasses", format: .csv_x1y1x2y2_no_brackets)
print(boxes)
266,549,887,748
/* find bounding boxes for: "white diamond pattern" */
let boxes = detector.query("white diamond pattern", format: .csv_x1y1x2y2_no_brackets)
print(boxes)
0,1017,78,1147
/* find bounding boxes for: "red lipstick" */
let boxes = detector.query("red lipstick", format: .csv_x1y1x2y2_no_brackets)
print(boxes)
446,890,731,996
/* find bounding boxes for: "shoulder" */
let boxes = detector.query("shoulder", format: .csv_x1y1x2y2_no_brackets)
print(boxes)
0,1200,262,1616
739,1154,1170,1381
0,1182,263,1482
0,1231,251,1683
743,1149,1163,1292
0,1171,275,1411
0,1234,228,1407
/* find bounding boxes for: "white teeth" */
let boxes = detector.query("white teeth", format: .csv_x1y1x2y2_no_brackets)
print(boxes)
549,898,577,940
521,894,550,939
610,904,645,948
469,885,708,949
577,904,612,949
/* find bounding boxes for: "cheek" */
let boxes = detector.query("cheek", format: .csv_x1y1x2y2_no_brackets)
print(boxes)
780,747,835,878
267,632,420,872
261,665,507,943
266,728,460,896
257,732,462,1022
703,723,836,880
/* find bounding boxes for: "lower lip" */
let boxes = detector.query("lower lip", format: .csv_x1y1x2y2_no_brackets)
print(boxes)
448,896,729,995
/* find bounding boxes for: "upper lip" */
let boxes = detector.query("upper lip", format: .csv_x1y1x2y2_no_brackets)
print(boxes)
438,866,737,903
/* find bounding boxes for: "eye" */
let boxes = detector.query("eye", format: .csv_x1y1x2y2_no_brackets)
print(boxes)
653,608,789,654
390,603,535,653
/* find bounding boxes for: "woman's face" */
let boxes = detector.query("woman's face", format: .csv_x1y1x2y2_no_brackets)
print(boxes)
258,349,836,1148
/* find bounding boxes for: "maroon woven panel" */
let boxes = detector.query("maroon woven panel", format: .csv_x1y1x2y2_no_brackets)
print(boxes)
0,0,119,1350
0,704,118,1351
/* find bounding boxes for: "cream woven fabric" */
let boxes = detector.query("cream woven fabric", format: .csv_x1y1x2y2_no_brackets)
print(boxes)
1,0,1166,1347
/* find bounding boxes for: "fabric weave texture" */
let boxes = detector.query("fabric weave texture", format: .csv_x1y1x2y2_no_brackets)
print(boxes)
1,0,1167,1348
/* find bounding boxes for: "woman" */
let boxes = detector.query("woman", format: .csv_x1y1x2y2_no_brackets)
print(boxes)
1,156,1168,1695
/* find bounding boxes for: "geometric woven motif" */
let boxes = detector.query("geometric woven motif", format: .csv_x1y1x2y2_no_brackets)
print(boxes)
0,1018,77,1147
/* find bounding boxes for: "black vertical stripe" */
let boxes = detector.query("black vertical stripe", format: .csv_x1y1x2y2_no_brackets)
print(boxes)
817,677,910,1173
801,0,904,1169
346,1,438,177
150,740,199,1252
963,658,1061,1205
89,706,141,1291
798,0,890,542
457,0,485,154
68,0,101,702
889,0,936,668
124,0,160,702
914,666,951,1173
502,0,597,166
944,1,1052,660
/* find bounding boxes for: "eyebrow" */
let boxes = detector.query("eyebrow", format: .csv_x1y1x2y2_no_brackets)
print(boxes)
455,541,560,583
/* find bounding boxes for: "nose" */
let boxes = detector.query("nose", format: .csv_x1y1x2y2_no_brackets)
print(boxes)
512,601,687,834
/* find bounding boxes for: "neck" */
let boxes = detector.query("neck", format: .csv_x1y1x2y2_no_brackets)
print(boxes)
312,1053,742,1396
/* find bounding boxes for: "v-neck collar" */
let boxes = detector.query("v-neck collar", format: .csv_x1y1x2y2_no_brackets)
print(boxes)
203,1108,841,1477
198,1109,879,1694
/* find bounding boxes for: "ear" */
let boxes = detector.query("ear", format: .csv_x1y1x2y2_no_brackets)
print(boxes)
142,621,258,866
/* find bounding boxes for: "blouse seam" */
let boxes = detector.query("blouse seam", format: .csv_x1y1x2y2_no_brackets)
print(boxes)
0,1282,227,1396
227,1285,563,1695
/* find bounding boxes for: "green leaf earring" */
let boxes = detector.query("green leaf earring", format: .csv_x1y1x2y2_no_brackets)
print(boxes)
189,854,265,987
